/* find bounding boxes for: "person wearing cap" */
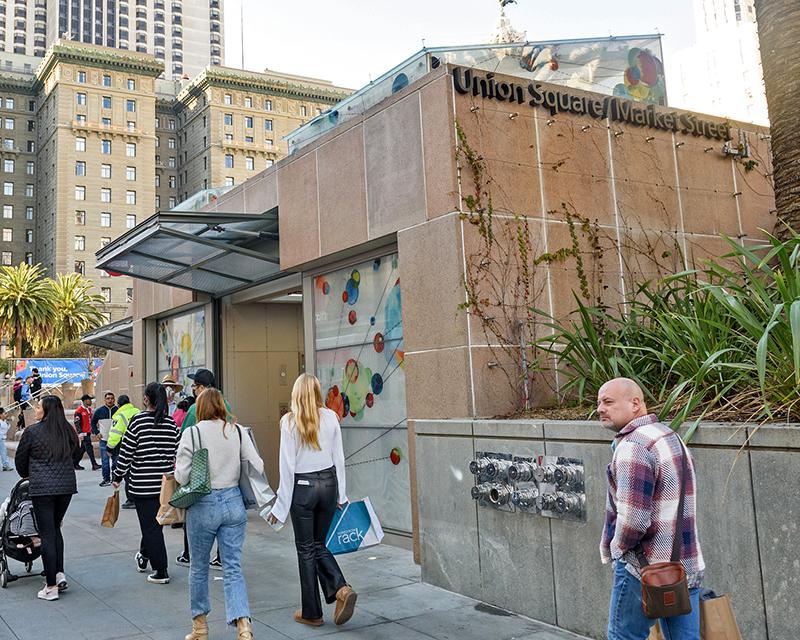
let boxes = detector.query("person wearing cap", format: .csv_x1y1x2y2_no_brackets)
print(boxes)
74,394,101,471
175,368,230,570
161,374,183,417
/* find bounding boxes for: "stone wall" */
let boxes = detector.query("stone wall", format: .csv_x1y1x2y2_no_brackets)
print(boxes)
412,419,800,640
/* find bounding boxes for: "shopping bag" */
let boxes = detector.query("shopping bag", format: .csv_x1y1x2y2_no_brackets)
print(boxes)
700,594,742,639
647,624,664,640
156,474,185,525
237,426,275,510
101,489,119,528
325,498,384,555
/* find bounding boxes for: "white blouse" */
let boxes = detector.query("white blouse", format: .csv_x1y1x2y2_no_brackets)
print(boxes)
271,407,347,523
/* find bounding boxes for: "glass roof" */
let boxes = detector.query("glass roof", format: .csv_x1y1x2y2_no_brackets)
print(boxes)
80,316,133,354
95,211,281,296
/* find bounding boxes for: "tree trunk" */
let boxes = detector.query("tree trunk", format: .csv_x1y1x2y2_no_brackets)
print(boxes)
13,316,20,358
755,0,800,237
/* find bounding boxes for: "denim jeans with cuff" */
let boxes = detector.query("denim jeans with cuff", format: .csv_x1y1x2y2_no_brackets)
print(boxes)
608,560,700,640
187,486,250,625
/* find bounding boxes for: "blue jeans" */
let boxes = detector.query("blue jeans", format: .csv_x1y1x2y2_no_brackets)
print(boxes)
99,440,117,482
187,487,249,624
0,438,11,468
608,561,700,640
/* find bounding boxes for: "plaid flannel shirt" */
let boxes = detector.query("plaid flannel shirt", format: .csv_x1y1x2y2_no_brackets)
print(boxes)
600,413,705,587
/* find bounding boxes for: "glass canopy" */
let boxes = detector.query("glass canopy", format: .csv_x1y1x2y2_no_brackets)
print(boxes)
80,316,133,354
95,211,281,297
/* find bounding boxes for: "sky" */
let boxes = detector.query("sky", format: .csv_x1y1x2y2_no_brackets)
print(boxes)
222,0,698,91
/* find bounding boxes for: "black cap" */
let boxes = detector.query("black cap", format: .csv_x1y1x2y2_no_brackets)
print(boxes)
187,368,215,388
80,394,93,401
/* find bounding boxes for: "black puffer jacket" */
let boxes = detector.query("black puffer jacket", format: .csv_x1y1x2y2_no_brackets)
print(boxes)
15,421,79,496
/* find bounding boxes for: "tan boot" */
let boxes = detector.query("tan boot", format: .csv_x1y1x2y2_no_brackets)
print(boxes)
185,614,208,640
236,617,254,640
334,585,357,625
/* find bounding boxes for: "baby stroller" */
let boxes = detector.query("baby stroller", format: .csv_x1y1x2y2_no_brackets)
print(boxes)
0,478,41,587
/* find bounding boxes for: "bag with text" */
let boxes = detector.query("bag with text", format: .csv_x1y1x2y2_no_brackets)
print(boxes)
324,498,384,555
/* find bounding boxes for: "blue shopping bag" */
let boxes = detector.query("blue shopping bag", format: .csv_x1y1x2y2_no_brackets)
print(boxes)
325,498,384,555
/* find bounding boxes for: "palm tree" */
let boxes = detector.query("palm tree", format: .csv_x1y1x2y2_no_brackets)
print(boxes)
754,1,800,236
0,264,57,357
48,273,106,348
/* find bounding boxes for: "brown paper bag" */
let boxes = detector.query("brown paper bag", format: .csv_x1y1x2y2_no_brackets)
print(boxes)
101,489,119,528
700,594,742,640
647,623,664,640
156,474,185,525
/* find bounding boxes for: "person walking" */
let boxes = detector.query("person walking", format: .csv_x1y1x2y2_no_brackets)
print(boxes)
91,391,118,487
74,394,101,471
112,383,179,585
598,377,705,640
267,373,357,627
106,394,140,509
14,395,80,601
12,377,26,432
29,368,43,399
0,407,13,470
176,388,261,640
161,374,183,416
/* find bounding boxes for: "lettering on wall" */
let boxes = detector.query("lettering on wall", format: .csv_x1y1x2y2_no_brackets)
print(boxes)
452,66,731,141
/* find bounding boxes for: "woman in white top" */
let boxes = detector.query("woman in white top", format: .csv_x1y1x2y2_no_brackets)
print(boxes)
175,389,263,640
268,373,357,627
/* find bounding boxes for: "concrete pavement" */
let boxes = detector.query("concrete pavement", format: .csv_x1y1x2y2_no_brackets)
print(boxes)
0,468,587,640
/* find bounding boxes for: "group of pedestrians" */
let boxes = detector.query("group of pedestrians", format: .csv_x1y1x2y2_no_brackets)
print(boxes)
11,368,358,639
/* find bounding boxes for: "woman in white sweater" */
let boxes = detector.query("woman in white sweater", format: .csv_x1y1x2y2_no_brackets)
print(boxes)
267,373,357,627
175,388,262,640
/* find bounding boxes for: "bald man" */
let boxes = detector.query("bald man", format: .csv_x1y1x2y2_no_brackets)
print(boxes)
598,378,705,640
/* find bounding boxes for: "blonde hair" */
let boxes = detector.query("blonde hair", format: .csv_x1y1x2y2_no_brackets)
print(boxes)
196,388,234,437
289,373,323,450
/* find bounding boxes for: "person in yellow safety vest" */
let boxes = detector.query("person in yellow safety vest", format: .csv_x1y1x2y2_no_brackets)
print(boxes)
106,394,140,509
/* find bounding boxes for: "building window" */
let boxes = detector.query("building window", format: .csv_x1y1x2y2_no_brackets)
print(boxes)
264,119,273,131
126,166,136,181
100,212,111,227
244,96,252,108
24,252,32,265
264,99,272,111
100,236,111,248
168,157,175,168
126,190,136,205
2,205,11,219
301,105,307,117
26,141,35,153
127,121,136,131
224,93,232,105
74,235,85,251
75,161,86,176
126,143,136,157
78,70,86,83
155,195,160,208
25,230,32,243
126,214,136,228
245,157,254,170
126,288,133,303
168,118,175,129
75,210,86,225
168,175,176,188
103,74,112,87
4,98,12,110
101,139,112,154
2,139,12,151
155,174,160,188
101,188,111,203
76,114,86,124
28,101,34,112
3,160,13,172
128,79,136,90
168,137,176,149
265,139,273,147
155,136,160,148
3,119,13,130
225,133,233,142
126,99,136,112
74,260,85,275
102,95,112,109
25,161,33,175
1,252,11,266
25,207,32,220
2,182,11,196
101,164,112,178
155,116,161,128
2,228,11,242
245,135,253,143
225,154,233,168
25,184,33,197
224,176,234,187
244,116,253,128
76,137,86,152
75,186,86,200
76,92,87,106
224,113,232,126
101,287,111,303
266,159,274,168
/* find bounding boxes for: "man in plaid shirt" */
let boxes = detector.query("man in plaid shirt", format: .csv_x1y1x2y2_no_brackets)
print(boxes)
598,378,704,640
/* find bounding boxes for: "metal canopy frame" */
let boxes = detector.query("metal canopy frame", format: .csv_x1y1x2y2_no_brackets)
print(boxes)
80,316,134,354
95,211,282,297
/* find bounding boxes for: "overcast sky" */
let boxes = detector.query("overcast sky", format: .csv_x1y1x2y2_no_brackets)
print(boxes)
223,0,697,90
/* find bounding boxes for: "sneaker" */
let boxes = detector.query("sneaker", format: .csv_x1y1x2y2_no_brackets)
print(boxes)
73,465,85,470
135,552,149,573
2,466,13,471
209,556,222,571
37,584,59,601
99,480,111,487
91,464,102,471
121,501,136,510
147,571,170,584
56,572,68,592
175,552,190,567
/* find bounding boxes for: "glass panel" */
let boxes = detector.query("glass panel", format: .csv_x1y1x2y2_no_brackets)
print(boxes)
201,251,279,281
139,234,222,264
168,268,244,293
313,253,409,533
104,253,177,280
156,308,206,394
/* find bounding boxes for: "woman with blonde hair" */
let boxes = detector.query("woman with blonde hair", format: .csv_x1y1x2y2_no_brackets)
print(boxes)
175,388,263,640
268,373,357,627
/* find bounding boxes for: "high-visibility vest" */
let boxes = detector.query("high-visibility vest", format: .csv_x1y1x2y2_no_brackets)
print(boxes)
107,404,140,449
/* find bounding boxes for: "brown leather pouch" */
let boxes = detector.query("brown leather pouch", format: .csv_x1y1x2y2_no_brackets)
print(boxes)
640,561,691,619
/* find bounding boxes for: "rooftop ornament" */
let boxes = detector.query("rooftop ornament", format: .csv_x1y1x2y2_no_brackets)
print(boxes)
491,0,526,45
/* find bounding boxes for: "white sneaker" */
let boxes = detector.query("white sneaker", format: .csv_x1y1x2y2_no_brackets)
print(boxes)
56,572,68,591
37,584,59,601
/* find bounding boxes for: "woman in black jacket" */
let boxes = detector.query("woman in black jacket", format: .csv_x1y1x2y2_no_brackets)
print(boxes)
15,395,80,601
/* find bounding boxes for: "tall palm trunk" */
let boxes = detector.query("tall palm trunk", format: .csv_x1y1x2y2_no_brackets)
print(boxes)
755,0,800,237
14,316,21,358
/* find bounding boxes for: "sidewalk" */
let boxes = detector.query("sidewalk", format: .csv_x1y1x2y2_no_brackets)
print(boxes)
0,469,586,640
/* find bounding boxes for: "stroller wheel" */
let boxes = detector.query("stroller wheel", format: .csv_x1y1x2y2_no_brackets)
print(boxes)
24,562,32,573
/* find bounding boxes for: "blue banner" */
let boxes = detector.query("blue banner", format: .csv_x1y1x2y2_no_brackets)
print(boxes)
15,358,103,386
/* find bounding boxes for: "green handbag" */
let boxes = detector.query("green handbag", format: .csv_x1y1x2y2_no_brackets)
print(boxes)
169,427,211,508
